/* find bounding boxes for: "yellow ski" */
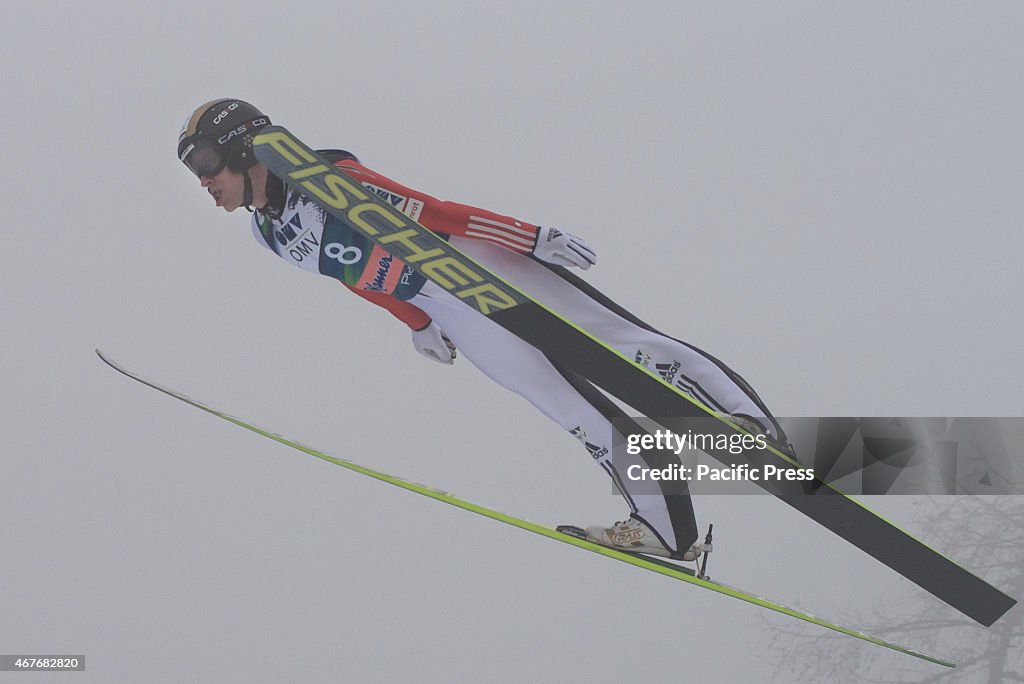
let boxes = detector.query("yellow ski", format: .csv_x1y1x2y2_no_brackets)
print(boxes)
97,349,954,668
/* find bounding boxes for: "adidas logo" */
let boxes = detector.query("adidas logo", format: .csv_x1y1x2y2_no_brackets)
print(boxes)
571,426,608,459
656,361,681,384
363,182,407,208
585,441,609,460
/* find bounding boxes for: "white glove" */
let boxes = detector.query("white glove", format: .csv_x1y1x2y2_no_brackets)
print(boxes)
411,321,457,365
531,226,597,270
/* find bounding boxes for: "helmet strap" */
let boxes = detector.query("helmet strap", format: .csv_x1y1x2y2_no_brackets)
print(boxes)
263,172,286,219
242,169,254,212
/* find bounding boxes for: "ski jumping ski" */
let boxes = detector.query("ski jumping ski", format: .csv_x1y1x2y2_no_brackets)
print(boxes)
250,126,1015,627
96,350,955,668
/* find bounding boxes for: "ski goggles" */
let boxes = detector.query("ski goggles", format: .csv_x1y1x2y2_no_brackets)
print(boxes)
179,137,229,179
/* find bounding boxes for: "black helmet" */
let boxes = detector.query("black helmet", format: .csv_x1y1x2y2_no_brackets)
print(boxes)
177,99,271,177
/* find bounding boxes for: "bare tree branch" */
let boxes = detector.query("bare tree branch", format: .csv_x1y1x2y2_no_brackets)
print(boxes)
764,495,1023,682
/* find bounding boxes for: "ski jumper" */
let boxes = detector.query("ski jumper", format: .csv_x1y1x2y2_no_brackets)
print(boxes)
251,152,784,556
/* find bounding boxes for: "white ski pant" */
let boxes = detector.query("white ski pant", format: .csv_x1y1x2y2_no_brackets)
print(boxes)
407,238,777,553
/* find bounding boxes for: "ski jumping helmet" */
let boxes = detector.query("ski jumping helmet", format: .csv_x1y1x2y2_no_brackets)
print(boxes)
177,99,271,178
178,99,273,210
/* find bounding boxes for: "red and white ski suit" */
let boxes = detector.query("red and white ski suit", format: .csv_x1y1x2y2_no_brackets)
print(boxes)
251,154,784,555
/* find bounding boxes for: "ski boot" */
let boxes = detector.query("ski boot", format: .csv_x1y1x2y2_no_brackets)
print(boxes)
557,516,702,562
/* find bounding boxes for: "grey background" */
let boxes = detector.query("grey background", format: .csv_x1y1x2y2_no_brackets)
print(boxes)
1,2,1021,682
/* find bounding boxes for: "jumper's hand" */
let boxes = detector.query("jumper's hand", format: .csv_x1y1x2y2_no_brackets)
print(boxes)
532,226,597,270
412,322,457,365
